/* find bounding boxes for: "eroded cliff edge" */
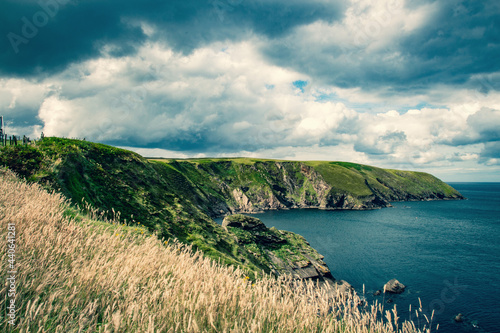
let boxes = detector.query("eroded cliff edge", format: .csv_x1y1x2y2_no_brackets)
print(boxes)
221,214,352,290
156,158,465,217
222,214,333,280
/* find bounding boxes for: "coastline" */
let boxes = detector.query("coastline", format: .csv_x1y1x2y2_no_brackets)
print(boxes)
213,195,467,218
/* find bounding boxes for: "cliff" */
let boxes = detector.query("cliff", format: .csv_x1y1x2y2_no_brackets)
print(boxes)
152,158,464,216
222,214,333,281
0,138,464,279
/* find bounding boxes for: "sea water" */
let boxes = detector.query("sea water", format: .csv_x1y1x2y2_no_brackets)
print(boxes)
228,183,500,332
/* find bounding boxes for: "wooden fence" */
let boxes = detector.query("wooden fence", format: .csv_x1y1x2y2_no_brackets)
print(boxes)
0,116,37,147
0,134,35,147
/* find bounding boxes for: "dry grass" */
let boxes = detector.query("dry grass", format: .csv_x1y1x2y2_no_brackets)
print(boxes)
0,169,433,332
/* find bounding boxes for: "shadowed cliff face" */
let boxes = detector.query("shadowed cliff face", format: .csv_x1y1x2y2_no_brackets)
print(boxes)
0,138,464,279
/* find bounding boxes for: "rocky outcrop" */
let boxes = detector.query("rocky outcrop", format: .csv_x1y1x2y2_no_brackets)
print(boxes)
384,279,406,294
222,213,267,231
223,214,335,283
221,162,388,214
231,188,254,212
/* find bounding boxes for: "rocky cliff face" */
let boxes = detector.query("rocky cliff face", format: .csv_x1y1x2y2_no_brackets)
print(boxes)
165,159,464,217
222,214,335,283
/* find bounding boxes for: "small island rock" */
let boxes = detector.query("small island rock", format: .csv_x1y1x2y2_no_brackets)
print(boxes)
454,313,463,322
384,279,406,294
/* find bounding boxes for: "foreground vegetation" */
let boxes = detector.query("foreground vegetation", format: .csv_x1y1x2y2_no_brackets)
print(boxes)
0,138,269,278
0,169,434,332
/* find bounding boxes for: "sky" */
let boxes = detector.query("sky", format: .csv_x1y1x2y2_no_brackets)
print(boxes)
1,0,500,182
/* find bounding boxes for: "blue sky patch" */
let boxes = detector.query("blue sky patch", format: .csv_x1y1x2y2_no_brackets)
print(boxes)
293,80,308,93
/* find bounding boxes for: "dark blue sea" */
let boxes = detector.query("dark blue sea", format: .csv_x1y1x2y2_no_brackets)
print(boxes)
223,183,500,333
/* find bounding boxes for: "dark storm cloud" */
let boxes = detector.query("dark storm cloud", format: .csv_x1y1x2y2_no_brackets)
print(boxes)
479,142,500,165
399,0,500,89
0,0,343,77
5,106,44,127
450,107,500,145
261,0,500,94
0,0,145,77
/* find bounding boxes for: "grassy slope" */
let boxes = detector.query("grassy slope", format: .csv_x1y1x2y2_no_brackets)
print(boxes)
158,158,463,210
222,214,328,278
0,169,426,332
162,159,333,210
0,138,270,277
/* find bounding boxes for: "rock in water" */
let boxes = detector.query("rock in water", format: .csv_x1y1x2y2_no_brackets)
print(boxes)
454,313,463,322
384,279,406,294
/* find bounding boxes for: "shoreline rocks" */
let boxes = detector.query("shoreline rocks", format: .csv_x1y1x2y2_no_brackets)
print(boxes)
223,214,337,284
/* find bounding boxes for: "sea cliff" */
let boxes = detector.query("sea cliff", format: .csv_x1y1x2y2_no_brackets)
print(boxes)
153,158,464,216
0,137,464,279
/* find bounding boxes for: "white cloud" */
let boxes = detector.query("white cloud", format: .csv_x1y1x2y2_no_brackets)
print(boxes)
277,0,435,68
120,147,205,159
0,78,48,115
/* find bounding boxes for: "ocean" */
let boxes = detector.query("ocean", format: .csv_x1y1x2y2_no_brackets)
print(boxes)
237,183,500,332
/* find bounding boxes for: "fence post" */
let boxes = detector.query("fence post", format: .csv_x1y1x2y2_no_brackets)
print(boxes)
0,116,3,144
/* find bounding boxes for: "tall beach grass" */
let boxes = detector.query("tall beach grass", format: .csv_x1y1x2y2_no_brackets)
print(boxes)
0,168,431,332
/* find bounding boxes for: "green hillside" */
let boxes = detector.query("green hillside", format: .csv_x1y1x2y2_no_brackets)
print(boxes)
0,137,464,277
0,169,425,332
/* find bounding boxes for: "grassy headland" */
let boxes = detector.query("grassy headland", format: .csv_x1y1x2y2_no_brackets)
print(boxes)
0,137,464,280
